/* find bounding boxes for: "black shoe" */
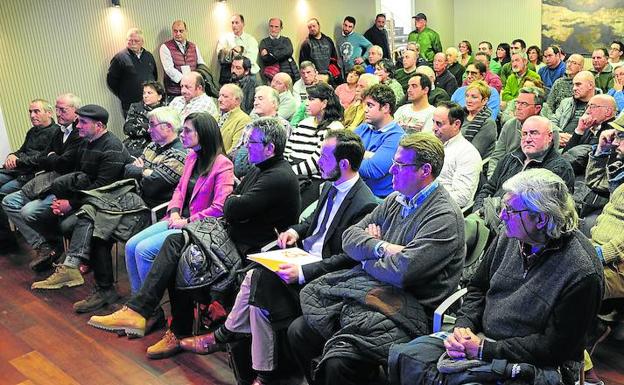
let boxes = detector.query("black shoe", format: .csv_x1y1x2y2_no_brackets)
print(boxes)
73,286,120,314
29,244,63,272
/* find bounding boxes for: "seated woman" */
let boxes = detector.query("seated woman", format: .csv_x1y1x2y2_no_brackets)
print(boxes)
334,65,365,109
460,80,497,158
342,73,380,130
123,80,166,157
284,82,344,208
125,112,234,294
375,58,405,104
458,40,474,68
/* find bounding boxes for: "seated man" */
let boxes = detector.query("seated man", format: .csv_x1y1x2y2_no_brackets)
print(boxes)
562,94,616,174
87,117,300,352
501,52,541,107
342,73,379,130
288,132,465,385
169,71,218,120
26,104,131,288
607,64,624,112
177,130,378,384
394,73,435,133
217,83,251,153
472,116,574,230
415,65,450,109
231,55,257,114
432,52,458,97
1,94,83,253
388,168,604,385
547,53,585,112
551,70,596,148
0,99,59,249
30,107,187,313
270,72,298,120
432,102,482,209
354,84,405,198
292,61,319,107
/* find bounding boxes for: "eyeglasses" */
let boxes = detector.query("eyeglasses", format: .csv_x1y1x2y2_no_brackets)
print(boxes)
516,101,536,108
391,159,421,170
500,203,531,218
244,139,265,147
586,104,610,111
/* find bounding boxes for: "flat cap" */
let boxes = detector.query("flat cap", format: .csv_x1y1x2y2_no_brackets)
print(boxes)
76,104,109,125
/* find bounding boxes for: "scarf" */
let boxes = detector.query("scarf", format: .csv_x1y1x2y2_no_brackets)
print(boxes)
464,106,492,142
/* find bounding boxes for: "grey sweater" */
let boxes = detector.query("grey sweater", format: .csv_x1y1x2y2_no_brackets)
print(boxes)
342,186,465,311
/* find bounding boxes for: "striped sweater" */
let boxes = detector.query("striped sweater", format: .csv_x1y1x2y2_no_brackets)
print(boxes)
284,117,343,177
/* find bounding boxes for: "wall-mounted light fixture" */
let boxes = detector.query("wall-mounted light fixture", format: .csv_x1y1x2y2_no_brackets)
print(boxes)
111,0,121,7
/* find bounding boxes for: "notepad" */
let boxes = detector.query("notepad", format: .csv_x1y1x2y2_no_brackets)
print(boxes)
247,247,322,272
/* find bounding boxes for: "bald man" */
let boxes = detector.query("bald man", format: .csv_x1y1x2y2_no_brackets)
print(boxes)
169,72,218,120
547,53,585,111
270,72,297,120
395,49,419,92
552,70,596,148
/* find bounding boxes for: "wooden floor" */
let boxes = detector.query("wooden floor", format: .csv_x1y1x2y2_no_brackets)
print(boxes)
0,245,236,385
1,245,623,385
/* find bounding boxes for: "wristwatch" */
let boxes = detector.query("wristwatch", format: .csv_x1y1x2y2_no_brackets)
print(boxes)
376,241,388,259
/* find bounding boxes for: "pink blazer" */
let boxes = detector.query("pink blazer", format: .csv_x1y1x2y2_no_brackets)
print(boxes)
167,151,234,222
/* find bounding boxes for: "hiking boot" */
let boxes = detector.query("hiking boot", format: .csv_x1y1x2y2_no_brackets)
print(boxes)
29,244,63,272
73,286,120,313
31,264,84,289
88,305,146,337
146,329,181,359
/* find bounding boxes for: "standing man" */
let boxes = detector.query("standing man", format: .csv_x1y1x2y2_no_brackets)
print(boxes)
591,48,615,93
364,14,390,59
299,18,340,84
231,55,258,115
258,17,299,82
169,72,219,120
407,13,442,63
538,46,566,89
106,28,157,117
159,20,206,101
337,16,372,78
216,14,259,85
354,84,405,197
547,53,584,111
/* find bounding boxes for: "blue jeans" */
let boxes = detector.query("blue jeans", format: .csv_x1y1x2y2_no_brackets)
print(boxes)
0,172,25,240
125,220,181,293
2,191,55,248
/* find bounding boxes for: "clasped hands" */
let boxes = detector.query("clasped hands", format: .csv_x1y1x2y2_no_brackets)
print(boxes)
444,327,482,360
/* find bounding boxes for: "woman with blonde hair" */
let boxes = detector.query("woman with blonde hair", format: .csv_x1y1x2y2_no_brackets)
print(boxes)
461,80,497,158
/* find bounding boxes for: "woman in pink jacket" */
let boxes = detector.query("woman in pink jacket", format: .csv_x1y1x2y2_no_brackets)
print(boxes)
125,112,234,295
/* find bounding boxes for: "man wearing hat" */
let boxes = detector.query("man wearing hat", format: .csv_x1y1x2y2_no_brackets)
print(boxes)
407,13,442,63
28,104,132,290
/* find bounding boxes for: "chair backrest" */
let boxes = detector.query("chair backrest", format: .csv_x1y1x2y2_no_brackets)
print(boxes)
460,215,491,287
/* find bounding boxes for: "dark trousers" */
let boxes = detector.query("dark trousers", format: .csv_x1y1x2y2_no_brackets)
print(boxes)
126,232,194,336
287,316,382,385
91,237,115,289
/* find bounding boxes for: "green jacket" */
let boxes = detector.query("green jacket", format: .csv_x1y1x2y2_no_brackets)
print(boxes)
501,69,541,101
590,64,615,93
500,62,536,87
407,27,442,62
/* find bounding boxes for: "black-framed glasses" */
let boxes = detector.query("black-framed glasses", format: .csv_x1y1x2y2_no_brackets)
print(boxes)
516,101,536,108
391,159,421,170
500,203,531,218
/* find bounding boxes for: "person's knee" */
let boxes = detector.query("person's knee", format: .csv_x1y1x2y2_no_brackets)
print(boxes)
287,316,307,345
1,191,23,211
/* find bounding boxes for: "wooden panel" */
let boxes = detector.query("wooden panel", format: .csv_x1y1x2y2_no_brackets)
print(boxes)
10,351,81,385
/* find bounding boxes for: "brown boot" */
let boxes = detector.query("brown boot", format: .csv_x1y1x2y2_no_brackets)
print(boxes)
88,305,146,337
146,329,181,359
179,332,224,355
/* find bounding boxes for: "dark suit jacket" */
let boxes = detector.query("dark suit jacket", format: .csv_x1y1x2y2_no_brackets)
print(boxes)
292,177,378,282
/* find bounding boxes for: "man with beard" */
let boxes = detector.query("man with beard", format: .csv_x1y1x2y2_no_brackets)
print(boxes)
231,55,257,114
501,52,541,106
177,129,378,385
336,16,372,78
299,18,340,84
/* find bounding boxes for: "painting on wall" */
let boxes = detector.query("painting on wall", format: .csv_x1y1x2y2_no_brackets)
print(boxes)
542,0,624,55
